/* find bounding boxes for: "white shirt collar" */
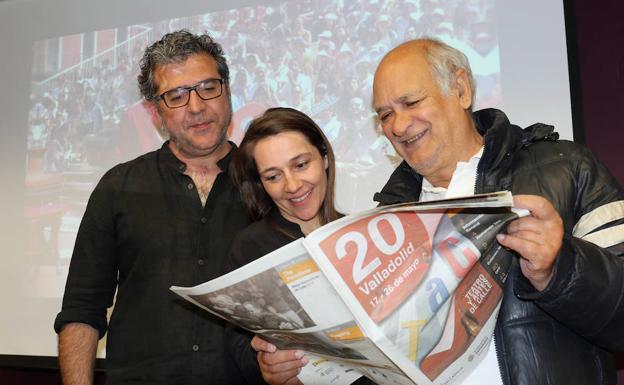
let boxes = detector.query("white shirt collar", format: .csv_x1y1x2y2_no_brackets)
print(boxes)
420,146,484,201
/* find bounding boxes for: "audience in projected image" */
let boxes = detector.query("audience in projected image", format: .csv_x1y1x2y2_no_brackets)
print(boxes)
27,0,499,206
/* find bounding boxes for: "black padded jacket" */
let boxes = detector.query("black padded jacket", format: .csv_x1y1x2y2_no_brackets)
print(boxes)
374,109,624,385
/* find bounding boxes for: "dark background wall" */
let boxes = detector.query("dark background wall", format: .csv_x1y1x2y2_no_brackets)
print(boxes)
1,0,623,383
575,0,624,188
575,1,624,381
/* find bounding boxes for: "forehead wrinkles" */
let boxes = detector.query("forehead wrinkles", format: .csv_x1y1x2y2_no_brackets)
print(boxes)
373,69,422,113
154,54,218,93
372,72,395,112
374,58,441,113
374,55,415,104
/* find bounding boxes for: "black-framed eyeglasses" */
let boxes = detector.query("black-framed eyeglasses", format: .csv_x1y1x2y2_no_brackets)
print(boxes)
157,78,224,108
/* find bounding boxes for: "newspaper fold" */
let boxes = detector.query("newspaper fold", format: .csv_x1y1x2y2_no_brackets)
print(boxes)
171,191,528,385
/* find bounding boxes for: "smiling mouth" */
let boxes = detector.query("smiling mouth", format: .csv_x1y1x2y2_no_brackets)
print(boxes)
290,190,311,203
404,128,429,145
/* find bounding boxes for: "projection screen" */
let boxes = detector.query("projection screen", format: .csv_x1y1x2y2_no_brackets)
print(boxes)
0,0,572,364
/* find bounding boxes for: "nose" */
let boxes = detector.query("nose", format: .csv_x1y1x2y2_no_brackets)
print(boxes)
391,111,412,138
284,172,302,194
187,89,206,114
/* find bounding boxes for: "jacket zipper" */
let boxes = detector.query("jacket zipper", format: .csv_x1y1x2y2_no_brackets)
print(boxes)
494,323,509,385
474,145,486,194
475,142,508,384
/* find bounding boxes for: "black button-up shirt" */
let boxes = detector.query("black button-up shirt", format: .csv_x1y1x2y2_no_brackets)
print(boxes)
55,142,251,385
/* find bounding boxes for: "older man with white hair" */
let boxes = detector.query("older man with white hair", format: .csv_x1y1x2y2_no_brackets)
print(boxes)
370,38,624,385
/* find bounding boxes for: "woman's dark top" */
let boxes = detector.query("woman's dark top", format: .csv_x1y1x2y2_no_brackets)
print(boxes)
227,208,374,385
228,208,303,271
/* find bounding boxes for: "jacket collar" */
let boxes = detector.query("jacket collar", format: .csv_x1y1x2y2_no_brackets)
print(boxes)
476,108,557,175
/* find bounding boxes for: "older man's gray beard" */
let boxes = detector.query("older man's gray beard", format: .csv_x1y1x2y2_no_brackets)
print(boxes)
406,147,441,177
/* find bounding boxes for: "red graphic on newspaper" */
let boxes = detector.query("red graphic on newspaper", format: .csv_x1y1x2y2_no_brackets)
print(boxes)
419,262,503,380
319,212,434,323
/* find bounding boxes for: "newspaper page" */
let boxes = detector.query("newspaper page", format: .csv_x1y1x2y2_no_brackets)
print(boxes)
304,191,527,385
172,239,411,385
171,191,527,385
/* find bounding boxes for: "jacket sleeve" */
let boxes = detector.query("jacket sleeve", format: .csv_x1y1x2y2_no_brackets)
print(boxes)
514,144,624,351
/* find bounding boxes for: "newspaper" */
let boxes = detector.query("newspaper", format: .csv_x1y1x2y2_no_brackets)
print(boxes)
171,191,528,385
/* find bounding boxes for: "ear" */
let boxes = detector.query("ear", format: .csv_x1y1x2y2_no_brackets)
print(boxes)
452,69,473,110
142,100,169,140
323,154,329,170
143,100,162,126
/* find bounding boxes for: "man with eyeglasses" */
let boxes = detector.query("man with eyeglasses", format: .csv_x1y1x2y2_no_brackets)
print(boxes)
54,30,262,385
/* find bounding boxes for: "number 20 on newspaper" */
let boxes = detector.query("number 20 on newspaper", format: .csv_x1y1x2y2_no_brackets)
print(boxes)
319,212,434,323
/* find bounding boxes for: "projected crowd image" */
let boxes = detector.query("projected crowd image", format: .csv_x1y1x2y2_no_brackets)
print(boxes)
23,0,499,296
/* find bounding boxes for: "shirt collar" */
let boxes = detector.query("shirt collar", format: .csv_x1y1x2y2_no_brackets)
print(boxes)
269,208,305,238
421,146,484,194
159,140,237,174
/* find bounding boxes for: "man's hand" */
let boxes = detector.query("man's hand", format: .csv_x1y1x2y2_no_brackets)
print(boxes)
251,336,307,385
496,195,564,291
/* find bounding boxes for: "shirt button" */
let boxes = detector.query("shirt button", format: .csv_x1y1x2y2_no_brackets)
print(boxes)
187,183,194,190
197,259,204,266
200,217,207,224
192,344,199,352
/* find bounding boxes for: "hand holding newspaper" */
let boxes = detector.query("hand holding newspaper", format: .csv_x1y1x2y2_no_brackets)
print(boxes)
171,191,529,385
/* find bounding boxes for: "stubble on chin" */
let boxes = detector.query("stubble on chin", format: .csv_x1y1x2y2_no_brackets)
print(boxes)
169,126,229,158
160,97,233,157
405,146,440,178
